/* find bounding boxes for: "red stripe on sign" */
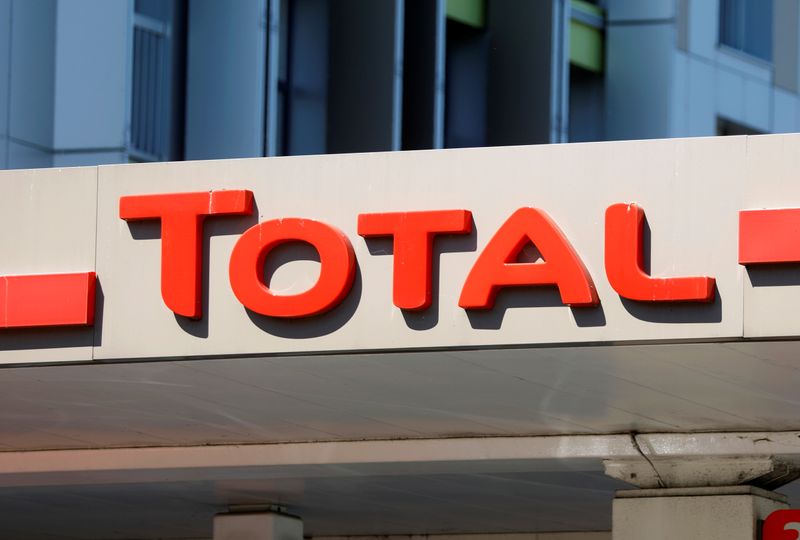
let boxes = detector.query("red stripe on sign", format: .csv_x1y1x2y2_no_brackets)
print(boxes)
0,272,96,328
739,209,800,265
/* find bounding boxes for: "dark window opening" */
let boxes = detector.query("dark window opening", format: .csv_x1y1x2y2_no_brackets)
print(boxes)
568,65,605,143
402,0,444,150
278,0,329,156
130,0,187,162
444,19,489,148
717,117,763,135
719,0,773,62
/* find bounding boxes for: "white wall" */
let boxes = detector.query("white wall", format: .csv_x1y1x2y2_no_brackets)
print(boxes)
184,0,268,160
1,0,130,169
604,0,676,140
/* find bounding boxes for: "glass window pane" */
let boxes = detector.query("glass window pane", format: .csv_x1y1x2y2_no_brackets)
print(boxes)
719,0,773,62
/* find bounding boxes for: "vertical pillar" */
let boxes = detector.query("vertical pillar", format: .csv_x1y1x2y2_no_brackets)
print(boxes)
613,486,786,540
327,0,404,154
444,1,489,149
402,0,445,150
0,0,10,169
4,0,129,169
773,0,800,93
283,0,330,156
50,0,130,167
213,511,303,540
184,0,268,160
604,0,675,140
486,0,569,146
606,457,799,540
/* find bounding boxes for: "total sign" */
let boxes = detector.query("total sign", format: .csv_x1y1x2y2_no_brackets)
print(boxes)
1,135,799,363
116,197,719,321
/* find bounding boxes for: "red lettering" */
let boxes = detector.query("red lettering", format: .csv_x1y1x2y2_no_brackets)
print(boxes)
604,203,714,302
229,218,356,318
119,190,254,319
763,509,800,540
0,272,96,328
739,208,800,264
358,210,472,310
458,208,598,309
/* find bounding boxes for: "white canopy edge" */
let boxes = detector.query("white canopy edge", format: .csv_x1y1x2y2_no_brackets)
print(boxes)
0,431,797,488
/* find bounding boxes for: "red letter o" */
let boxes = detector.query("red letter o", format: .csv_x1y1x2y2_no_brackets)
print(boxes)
229,218,356,318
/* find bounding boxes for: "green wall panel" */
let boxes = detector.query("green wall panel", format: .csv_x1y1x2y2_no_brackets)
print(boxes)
446,0,484,28
570,0,603,72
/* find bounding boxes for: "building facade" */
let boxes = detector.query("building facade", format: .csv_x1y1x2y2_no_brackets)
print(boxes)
1,0,799,170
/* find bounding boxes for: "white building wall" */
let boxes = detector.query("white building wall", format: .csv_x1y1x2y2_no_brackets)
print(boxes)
184,0,268,160
7,0,56,169
52,0,129,159
774,86,800,133
677,0,800,137
0,0,130,170
607,0,800,141
604,0,676,140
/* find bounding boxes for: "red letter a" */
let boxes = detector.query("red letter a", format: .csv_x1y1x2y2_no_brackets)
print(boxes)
459,208,598,309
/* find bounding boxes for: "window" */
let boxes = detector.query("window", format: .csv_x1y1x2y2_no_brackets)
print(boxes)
717,117,763,136
444,18,490,149
277,0,330,156
130,0,186,162
719,0,773,62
